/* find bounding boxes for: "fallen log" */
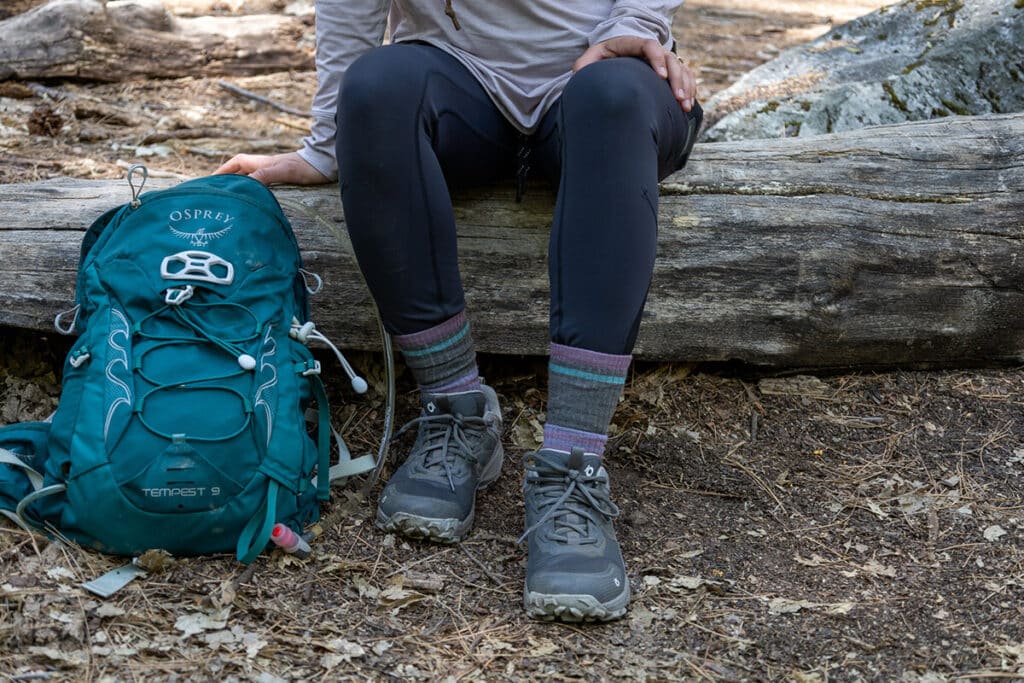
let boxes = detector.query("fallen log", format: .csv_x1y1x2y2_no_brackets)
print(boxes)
2,114,1023,367
0,0,312,82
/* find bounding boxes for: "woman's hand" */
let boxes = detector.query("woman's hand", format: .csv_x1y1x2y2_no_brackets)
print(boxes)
213,152,331,186
573,36,697,112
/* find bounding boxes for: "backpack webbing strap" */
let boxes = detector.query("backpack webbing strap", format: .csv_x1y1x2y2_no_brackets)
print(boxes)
0,447,46,532
308,377,376,490
13,484,67,534
235,478,279,565
327,427,376,483
312,376,331,501
0,509,28,531
0,447,44,491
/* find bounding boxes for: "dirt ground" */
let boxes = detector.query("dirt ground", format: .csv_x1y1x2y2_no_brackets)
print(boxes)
2,0,1023,681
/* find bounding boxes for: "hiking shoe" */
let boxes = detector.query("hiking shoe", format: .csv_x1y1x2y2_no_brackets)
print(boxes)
520,447,629,622
376,384,503,543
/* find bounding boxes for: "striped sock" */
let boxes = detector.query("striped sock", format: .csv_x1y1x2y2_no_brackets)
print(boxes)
393,311,481,394
543,342,631,458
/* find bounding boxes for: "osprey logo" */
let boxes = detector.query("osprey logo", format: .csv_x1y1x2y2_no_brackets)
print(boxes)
168,208,234,247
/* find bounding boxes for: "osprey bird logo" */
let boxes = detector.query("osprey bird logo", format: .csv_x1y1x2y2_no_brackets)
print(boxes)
168,224,233,247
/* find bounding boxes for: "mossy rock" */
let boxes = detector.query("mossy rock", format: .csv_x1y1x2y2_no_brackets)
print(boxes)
703,0,1024,141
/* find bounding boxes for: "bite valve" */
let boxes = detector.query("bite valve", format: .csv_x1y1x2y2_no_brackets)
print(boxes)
351,376,368,394
270,523,311,559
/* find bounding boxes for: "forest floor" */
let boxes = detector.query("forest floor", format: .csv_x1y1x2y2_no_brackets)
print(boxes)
2,0,1023,681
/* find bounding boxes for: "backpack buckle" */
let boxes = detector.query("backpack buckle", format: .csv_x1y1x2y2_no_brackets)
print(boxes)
69,346,91,368
300,360,321,377
164,285,195,306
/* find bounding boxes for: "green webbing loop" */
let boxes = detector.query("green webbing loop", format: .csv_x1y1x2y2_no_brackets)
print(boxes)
235,478,279,564
312,377,331,501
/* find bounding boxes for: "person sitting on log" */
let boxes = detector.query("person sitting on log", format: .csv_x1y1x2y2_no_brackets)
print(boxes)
215,0,702,622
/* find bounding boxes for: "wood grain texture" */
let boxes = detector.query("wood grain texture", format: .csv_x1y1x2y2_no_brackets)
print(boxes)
2,114,1022,367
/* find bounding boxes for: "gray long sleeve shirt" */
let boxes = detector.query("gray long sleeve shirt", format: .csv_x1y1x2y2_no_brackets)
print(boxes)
297,0,682,179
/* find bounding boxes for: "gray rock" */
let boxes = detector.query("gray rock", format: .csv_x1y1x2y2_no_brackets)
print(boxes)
703,0,1024,141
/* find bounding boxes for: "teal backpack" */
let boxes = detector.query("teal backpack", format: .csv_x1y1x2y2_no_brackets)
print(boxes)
0,168,390,564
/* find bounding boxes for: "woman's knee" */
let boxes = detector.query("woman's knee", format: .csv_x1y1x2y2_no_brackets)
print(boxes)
560,58,658,124
339,45,428,122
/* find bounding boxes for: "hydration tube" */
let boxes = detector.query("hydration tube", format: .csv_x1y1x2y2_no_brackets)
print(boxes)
279,196,395,487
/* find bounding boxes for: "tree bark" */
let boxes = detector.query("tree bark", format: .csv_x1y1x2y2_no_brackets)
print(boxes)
0,0,312,82
1,114,1022,368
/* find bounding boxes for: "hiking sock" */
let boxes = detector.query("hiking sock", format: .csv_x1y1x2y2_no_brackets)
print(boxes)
542,342,631,458
393,310,481,394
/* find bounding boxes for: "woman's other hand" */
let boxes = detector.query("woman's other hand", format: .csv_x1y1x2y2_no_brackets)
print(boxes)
214,152,331,186
573,36,697,112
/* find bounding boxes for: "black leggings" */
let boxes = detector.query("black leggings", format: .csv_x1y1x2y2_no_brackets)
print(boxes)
337,43,701,355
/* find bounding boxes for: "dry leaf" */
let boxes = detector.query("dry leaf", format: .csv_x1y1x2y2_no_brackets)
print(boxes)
528,639,559,656
864,500,889,519
210,580,237,609
45,566,76,582
27,646,88,665
322,638,365,668
352,574,380,600
791,671,824,683
202,629,236,649
175,608,231,638
860,560,897,578
827,602,855,615
93,604,125,618
768,598,854,616
91,645,139,657
769,597,813,615
669,576,705,590
378,584,425,611
994,642,1024,665
511,418,544,450
984,525,1008,542
794,554,828,567
242,632,268,659
135,549,175,573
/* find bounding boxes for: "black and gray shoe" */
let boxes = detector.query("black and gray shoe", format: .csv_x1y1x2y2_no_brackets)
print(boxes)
520,447,629,622
376,385,503,543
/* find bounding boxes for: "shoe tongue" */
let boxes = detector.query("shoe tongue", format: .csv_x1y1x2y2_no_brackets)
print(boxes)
543,447,602,476
540,448,604,545
423,390,485,418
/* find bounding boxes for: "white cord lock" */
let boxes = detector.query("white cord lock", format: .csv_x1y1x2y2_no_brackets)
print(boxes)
164,285,195,306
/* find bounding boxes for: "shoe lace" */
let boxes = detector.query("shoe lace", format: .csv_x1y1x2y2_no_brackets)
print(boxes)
392,411,487,492
517,451,620,545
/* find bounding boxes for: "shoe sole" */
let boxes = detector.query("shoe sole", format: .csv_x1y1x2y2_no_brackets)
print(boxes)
523,578,631,623
375,443,504,543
